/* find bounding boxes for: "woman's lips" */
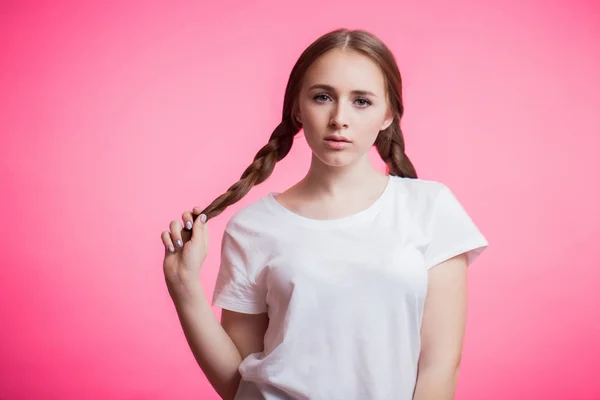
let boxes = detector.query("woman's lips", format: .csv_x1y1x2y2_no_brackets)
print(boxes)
324,134,352,143
324,136,352,150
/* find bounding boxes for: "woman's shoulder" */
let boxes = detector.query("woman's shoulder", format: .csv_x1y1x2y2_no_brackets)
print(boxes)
221,193,278,233
385,176,462,226
389,175,449,201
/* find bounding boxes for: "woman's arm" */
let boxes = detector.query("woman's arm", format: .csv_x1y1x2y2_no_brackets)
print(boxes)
413,253,468,400
169,281,269,400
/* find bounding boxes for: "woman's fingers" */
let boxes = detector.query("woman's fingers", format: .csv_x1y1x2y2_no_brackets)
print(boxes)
182,210,193,231
161,231,175,253
161,207,205,254
191,206,203,222
192,212,208,239
169,220,184,249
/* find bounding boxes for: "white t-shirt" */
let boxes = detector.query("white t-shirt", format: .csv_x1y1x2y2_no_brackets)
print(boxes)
212,175,488,400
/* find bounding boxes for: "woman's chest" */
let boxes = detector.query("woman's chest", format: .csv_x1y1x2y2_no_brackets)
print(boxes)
262,227,429,304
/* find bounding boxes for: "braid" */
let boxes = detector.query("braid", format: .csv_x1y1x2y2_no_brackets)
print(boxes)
197,118,299,221
375,120,418,178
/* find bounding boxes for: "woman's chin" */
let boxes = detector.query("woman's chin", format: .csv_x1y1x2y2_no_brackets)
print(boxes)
314,152,359,168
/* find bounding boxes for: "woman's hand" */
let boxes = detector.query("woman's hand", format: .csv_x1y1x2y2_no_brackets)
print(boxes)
161,207,209,292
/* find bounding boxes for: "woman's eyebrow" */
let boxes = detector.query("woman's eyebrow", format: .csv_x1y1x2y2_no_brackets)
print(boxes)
308,84,378,98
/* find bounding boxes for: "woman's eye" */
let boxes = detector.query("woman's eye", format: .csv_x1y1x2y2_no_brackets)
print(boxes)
314,94,331,102
313,94,372,107
355,98,372,107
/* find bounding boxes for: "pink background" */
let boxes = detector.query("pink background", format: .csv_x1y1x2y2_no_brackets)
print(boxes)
1,1,599,399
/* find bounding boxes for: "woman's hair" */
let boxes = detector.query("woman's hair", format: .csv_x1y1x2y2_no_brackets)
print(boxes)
198,28,418,221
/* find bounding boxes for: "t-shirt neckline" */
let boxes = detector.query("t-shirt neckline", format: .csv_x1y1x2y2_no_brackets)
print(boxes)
264,175,394,229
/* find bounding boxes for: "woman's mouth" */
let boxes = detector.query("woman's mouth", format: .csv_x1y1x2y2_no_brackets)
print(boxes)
324,134,352,150
324,134,352,143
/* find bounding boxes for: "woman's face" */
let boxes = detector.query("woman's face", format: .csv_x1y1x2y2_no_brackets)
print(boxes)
296,48,394,168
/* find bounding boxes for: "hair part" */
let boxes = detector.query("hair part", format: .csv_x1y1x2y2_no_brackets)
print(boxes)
198,28,417,221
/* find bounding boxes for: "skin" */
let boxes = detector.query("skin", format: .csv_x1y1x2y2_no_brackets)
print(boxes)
277,48,395,219
165,48,468,400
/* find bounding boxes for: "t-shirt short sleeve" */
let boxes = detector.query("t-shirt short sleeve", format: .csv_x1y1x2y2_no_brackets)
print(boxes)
211,220,268,314
424,184,489,270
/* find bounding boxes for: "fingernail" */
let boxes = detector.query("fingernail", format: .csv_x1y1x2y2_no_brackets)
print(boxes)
185,221,192,230
168,245,174,253
176,239,183,248
200,214,207,224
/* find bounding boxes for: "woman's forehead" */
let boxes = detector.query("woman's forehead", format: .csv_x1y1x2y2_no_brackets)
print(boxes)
303,49,386,94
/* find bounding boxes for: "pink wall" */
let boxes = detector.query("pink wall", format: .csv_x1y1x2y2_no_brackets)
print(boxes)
1,1,599,399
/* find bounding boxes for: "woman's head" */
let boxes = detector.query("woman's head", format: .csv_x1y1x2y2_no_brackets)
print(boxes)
295,47,395,169
199,28,417,221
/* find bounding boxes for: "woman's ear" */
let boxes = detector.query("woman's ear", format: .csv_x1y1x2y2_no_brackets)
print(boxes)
295,114,302,123
380,112,394,131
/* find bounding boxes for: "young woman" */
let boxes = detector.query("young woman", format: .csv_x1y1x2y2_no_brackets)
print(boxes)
161,28,488,400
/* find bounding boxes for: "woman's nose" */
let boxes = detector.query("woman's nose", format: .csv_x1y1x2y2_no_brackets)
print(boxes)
329,104,349,129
